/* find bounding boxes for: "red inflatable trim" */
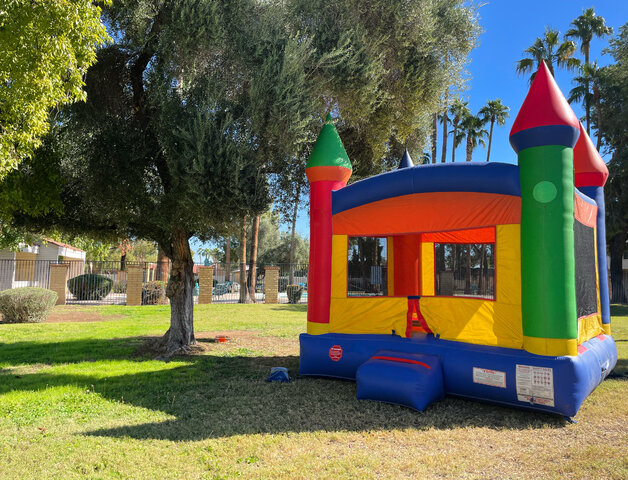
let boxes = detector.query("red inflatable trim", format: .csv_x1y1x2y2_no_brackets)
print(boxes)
371,355,431,369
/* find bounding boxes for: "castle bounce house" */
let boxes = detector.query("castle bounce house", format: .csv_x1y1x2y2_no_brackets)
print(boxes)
298,62,617,417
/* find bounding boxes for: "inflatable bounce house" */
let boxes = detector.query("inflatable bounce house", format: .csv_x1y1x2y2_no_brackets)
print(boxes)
299,62,617,417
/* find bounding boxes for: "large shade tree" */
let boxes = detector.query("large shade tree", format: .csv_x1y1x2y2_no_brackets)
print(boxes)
1,0,480,354
0,0,109,176
288,0,480,179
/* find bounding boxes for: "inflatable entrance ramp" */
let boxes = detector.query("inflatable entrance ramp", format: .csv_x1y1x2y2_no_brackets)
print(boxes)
356,350,444,411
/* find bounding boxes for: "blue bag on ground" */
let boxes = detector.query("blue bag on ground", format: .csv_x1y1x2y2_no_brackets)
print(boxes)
266,367,290,383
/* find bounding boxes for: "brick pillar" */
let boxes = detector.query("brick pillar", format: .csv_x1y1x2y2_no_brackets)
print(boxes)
49,264,69,305
264,266,280,304
126,265,142,306
198,266,213,304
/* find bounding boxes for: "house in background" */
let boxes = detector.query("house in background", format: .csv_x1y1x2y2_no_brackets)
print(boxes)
0,238,85,291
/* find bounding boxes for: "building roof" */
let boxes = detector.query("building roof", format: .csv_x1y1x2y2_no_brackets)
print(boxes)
42,238,85,253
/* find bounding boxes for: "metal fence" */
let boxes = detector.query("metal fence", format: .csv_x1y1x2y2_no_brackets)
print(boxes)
0,259,309,306
208,262,308,304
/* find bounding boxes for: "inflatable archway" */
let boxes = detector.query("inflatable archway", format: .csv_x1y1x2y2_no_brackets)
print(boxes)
299,62,617,416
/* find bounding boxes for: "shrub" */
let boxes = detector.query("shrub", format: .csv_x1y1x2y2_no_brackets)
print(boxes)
142,281,166,305
112,280,127,293
286,284,304,304
0,287,57,323
67,274,113,300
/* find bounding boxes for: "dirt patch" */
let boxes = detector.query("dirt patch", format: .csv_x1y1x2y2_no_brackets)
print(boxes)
133,330,300,359
44,306,125,323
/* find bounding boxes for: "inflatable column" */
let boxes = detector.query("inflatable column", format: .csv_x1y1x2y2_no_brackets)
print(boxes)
306,114,352,335
509,62,581,356
574,124,611,333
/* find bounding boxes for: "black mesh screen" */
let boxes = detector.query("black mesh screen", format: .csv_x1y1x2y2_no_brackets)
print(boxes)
574,219,598,318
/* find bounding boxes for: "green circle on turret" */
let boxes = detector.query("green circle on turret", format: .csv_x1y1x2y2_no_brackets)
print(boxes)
532,181,557,203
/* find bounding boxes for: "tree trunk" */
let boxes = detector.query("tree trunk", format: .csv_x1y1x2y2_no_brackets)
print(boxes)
248,215,260,302
465,247,472,294
594,84,602,151
239,216,251,303
466,135,472,162
120,253,127,272
451,122,457,163
289,183,301,285
609,232,627,304
486,119,495,162
225,236,231,282
160,230,195,355
441,91,448,163
431,113,438,164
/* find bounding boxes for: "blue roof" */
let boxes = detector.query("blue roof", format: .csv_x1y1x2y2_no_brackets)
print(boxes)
332,162,521,215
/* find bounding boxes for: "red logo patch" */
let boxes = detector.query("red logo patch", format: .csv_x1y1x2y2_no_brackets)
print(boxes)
329,345,343,362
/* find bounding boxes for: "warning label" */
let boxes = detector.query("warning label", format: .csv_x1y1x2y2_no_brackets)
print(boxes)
516,364,554,407
473,367,506,388
329,345,343,362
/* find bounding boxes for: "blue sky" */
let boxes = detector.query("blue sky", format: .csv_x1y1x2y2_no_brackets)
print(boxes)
192,1,627,259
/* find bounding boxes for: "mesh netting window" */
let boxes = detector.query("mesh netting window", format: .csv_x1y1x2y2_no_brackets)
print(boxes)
348,237,387,297
574,220,598,318
435,243,495,300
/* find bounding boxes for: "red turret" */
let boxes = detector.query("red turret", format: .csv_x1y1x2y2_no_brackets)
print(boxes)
573,123,608,187
305,114,352,334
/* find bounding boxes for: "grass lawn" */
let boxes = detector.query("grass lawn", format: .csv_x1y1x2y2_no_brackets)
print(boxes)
0,304,626,479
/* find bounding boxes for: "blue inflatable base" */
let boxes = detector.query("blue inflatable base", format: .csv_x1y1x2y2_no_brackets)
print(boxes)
299,333,617,417
356,350,444,411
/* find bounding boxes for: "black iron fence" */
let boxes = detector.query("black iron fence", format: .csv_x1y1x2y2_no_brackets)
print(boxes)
208,262,308,304
0,259,309,306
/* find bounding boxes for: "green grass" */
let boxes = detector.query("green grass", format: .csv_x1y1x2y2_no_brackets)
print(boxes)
0,304,626,479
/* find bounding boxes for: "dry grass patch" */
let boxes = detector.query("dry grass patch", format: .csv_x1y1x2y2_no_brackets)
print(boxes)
0,304,626,480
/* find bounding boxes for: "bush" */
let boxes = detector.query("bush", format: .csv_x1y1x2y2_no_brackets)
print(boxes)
0,287,57,323
142,281,166,305
67,274,113,300
286,284,304,304
112,280,127,293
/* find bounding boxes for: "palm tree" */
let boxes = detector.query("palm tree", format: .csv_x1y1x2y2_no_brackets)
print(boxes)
566,8,612,67
455,114,487,162
479,99,509,162
448,98,470,163
569,62,604,150
566,9,612,134
441,90,449,163
516,28,580,82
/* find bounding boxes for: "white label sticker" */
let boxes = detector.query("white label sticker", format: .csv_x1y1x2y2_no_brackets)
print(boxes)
473,367,506,388
516,364,554,407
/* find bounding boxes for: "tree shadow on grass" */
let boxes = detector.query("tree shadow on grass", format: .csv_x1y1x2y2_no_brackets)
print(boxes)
268,304,307,312
610,304,628,317
0,336,571,441
0,337,152,366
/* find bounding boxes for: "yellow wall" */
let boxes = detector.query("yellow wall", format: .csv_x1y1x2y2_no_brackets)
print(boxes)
420,242,434,296
420,224,523,349
328,225,524,348
329,234,407,336
15,252,36,282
